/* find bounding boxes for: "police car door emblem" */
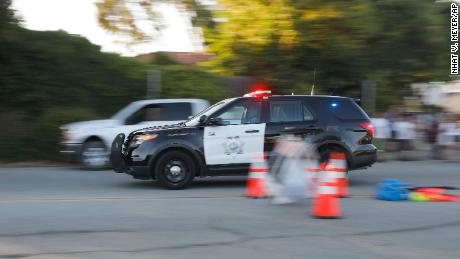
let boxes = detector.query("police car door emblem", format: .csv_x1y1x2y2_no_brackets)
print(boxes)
222,136,244,157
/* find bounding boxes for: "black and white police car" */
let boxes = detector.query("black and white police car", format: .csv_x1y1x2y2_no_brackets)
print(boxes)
110,90,377,189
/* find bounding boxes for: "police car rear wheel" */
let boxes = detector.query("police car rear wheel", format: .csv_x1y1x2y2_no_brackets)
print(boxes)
155,150,196,190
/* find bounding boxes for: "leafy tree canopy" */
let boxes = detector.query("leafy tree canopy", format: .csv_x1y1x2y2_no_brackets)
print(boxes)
0,0,227,161
97,0,450,108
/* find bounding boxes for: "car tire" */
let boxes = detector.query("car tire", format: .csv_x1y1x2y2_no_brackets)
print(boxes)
154,150,196,190
81,140,109,170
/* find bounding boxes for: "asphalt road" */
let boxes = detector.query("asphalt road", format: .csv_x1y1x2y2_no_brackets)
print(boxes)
0,161,459,259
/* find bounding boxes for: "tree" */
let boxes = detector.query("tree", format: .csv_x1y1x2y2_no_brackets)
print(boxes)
97,0,450,108
365,0,450,109
0,0,17,33
202,0,378,95
1,0,228,161
96,0,213,44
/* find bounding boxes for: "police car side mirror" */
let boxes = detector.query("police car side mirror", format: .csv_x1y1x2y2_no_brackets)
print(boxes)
208,117,224,126
198,115,207,125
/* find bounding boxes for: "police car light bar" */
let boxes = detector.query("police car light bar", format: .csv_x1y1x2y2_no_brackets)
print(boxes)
244,90,272,98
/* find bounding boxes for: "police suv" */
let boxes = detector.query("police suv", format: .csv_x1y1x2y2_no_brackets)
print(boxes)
110,91,377,189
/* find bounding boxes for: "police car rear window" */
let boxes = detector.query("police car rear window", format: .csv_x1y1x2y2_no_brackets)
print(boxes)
326,99,367,120
270,100,314,122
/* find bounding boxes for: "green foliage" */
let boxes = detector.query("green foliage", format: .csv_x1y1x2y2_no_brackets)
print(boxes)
1,28,148,116
151,53,179,65
0,0,16,34
0,1,228,162
32,108,101,160
203,0,449,103
96,0,211,43
157,65,228,103
366,0,450,108
97,0,451,109
0,27,149,162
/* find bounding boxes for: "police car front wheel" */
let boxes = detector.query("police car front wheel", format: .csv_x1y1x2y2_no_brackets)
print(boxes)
154,150,196,190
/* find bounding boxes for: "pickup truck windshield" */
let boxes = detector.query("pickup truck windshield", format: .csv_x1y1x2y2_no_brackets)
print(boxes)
111,102,142,121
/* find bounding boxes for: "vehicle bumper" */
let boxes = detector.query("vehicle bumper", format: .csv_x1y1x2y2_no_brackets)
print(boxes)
60,143,82,156
113,161,151,180
110,133,151,180
349,144,377,170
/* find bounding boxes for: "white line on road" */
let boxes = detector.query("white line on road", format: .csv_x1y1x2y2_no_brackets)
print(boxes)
0,195,375,203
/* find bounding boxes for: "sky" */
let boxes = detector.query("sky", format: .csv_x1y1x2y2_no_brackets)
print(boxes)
12,0,203,56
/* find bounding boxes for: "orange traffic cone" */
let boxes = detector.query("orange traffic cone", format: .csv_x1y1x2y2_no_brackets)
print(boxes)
245,153,269,198
310,162,341,219
327,152,348,197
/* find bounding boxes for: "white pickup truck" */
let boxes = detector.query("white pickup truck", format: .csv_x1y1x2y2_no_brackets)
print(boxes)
60,99,210,169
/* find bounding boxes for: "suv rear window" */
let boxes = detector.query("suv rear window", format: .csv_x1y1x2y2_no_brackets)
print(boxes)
270,100,315,122
326,99,367,120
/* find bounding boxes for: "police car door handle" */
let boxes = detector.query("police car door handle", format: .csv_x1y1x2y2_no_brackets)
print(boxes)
245,130,259,133
307,125,321,130
208,131,215,136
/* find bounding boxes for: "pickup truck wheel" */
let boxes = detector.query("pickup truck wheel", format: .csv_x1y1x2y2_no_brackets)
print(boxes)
154,150,196,190
81,140,109,170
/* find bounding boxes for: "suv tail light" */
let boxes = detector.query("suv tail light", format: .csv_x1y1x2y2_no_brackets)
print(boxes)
359,122,374,139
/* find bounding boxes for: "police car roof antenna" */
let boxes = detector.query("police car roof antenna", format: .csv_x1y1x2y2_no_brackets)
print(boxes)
310,68,316,96
329,85,338,96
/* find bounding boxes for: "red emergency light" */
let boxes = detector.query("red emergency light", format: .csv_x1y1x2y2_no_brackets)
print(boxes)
244,90,272,98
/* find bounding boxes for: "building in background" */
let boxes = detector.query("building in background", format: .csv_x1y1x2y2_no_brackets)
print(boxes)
137,51,257,96
412,81,460,114
136,51,214,66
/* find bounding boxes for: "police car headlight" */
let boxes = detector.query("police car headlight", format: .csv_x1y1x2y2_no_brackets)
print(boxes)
130,134,158,148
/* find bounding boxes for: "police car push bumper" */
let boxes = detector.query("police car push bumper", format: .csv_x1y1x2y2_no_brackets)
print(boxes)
110,133,154,179
110,133,128,173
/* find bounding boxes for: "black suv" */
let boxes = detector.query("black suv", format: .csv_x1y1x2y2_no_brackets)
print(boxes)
111,91,377,189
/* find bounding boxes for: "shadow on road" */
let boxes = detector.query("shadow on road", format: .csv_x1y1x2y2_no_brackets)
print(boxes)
114,176,378,191
114,181,161,190
191,178,247,189
348,178,377,187
113,177,247,190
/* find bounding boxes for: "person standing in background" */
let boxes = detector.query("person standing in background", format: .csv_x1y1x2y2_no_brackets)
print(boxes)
371,113,391,160
393,113,416,160
437,114,458,161
384,106,402,156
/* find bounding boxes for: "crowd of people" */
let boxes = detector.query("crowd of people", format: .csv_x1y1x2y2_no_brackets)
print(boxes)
371,110,460,161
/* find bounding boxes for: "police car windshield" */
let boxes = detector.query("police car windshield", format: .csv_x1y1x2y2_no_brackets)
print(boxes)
185,98,235,126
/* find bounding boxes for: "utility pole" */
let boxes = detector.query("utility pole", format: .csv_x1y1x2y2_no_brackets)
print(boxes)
310,68,316,95
361,80,376,116
147,69,161,99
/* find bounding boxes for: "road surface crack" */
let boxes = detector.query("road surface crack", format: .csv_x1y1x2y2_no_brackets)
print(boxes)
0,229,134,238
1,220,459,258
